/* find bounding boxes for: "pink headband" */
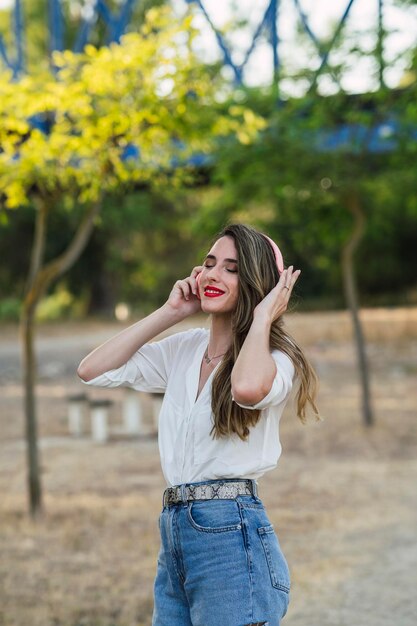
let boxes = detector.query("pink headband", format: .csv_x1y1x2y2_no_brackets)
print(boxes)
262,234,285,274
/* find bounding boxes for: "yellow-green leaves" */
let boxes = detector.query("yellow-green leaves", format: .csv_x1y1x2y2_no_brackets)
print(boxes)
0,6,266,210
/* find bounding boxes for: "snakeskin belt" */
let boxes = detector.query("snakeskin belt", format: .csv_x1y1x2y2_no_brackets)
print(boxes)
163,479,257,507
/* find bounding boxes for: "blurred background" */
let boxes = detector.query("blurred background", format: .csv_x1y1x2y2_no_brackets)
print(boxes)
0,1,416,625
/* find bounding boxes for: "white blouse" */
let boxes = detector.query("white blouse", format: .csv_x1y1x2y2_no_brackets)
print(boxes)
80,327,295,487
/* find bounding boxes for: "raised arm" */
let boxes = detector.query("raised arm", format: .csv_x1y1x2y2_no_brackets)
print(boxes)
77,265,204,381
231,266,300,405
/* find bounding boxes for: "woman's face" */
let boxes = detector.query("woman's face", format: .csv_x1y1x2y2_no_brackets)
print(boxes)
199,236,239,314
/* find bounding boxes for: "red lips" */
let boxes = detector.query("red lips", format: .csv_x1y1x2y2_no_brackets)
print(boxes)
204,286,226,298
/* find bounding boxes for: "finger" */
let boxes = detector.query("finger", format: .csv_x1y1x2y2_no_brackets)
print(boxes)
188,277,199,299
271,270,287,295
276,268,288,287
193,268,204,293
284,269,300,299
279,266,293,298
180,279,192,300
276,267,290,294
285,265,293,285
175,280,186,300
191,266,204,294
186,278,194,300
289,269,301,288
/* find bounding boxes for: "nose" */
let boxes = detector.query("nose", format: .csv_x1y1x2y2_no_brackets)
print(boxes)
205,265,222,283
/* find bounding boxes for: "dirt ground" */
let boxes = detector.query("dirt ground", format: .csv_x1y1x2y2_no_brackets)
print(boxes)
0,309,416,626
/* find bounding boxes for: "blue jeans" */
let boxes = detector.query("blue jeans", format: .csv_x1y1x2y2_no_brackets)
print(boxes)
152,478,291,626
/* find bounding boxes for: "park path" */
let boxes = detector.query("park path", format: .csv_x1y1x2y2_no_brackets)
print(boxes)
1,312,416,625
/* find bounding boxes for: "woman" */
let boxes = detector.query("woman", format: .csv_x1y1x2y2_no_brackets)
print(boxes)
78,223,319,626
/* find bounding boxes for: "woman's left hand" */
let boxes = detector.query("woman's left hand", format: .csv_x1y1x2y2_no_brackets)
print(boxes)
253,266,301,323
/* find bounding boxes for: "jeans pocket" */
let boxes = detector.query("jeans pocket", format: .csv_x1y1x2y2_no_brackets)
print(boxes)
187,499,243,533
257,525,291,593
236,494,265,509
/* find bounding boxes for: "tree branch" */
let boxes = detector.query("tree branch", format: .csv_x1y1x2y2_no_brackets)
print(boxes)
25,196,103,309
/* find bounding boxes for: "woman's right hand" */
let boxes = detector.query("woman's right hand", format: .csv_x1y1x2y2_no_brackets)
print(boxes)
165,265,204,317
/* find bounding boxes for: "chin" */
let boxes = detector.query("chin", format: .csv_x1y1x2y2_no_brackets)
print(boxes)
202,300,235,315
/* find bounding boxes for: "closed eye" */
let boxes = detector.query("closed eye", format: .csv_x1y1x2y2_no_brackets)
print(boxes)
204,264,237,273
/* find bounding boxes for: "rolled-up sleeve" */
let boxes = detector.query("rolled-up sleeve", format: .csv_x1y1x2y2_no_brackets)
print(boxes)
79,329,194,393
232,349,295,410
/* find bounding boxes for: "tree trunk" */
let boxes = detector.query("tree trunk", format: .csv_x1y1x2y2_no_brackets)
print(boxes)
377,0,385,89
21,198,49,518
20,301,43,518
341,191,373,426
21,196,103,519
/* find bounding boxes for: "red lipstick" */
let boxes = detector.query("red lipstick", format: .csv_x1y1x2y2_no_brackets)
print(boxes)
204,286,225,298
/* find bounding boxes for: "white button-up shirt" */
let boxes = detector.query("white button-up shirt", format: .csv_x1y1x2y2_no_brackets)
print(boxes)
81,327,295,487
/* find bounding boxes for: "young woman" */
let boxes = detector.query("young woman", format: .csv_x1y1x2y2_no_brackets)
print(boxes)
78,223,318,626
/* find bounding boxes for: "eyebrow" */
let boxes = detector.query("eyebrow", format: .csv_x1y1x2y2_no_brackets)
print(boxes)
205,254,238,263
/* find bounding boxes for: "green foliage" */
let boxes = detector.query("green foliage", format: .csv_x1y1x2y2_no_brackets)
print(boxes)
0,0,168,74
0,296,21,321
0,283,87,322
0,1,50,74
35,283,85,321
1,4,416,313
0,5,268,318
193,85,417,304
67,187,213,314
0,5,265,210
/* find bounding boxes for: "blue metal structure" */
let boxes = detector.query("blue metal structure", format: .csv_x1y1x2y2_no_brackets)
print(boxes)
0,0,138,76
0,0,385,88
0,0,403,158
0,0,24,78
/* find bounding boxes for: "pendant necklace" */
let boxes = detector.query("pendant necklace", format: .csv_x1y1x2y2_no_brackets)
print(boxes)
204,347,227,365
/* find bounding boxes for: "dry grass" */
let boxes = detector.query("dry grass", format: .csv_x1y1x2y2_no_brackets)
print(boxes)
0,309,417,626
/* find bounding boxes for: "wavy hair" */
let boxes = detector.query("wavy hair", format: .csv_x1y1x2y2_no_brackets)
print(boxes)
208,223,320,441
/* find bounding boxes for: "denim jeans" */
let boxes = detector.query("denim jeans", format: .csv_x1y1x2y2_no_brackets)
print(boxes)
152,478,291,626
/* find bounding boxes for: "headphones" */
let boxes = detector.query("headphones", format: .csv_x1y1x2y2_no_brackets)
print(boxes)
261,233,284,273
195,233,284,300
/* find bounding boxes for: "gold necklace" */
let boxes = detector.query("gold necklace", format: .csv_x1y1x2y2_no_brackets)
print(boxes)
204,347,227,365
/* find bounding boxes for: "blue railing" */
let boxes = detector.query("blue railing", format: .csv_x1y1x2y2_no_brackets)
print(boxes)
0,0,384,88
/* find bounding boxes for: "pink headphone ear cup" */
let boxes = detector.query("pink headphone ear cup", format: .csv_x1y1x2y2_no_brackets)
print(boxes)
262,234,284,274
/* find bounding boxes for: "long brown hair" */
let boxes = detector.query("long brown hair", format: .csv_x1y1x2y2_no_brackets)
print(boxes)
208,223,320,441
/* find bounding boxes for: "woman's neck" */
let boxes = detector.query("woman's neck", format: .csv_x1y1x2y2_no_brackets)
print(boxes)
208,313,232,356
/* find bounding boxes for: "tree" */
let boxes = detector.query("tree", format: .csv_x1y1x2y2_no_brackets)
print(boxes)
194,83,417,427
0,0,168,75
0,5,265,518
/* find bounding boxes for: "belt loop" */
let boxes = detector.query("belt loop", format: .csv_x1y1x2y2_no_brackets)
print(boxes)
251,479,258,498
162,488,167,508
180,483,187,504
